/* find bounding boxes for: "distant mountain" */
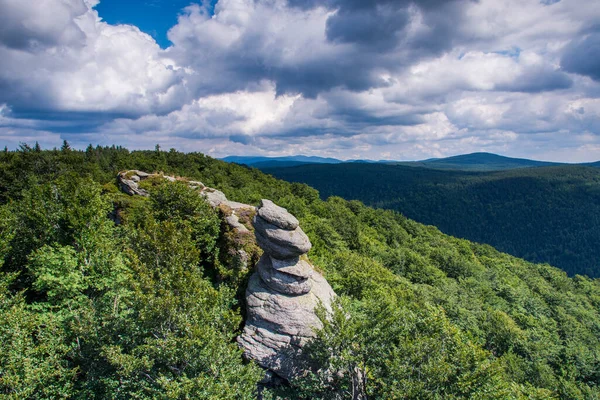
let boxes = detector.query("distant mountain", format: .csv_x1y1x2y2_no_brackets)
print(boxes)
220,155,342,166
264,162,600,277
249,160,320,169
225,152,599,172
396,152,561,171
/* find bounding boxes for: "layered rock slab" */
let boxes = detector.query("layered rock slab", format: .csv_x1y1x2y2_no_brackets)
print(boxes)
253,216,311,259
257,199,299,230
238,199,335,382
257,255,312,295
238,272,335,380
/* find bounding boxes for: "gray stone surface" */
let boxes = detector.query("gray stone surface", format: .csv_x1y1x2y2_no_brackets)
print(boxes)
237,272,335,381
226,214,250,234
271,256,313,279
118,175,149,196
224,201,256,212
239,200,335,382
201,189,228,207
257,199,299,230
257,255,311,295
254,216,311,259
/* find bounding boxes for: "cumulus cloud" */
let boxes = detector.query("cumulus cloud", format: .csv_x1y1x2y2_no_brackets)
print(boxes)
561,31,600,81
0,0,599,162
0,0,88,50
0,0,188,117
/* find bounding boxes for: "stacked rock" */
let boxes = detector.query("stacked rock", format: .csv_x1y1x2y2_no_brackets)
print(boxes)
254,200,313,295
238,200,335,382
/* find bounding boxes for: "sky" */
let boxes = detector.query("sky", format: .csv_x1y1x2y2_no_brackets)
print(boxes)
0,0,599,161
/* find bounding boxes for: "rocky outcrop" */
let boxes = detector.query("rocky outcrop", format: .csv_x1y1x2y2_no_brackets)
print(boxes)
117,170,258,272
117,170,250,227
118,170,150,196
238,200,335,382
117,171,336,383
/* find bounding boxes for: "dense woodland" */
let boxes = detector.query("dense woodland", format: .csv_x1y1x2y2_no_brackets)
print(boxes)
1,144,600,399
264,163,600,278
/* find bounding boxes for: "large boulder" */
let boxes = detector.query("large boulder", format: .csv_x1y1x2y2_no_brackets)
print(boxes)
257,255,312,295
202,188,228,208
238,272,335,381
253,216,312,259
257,199,299,230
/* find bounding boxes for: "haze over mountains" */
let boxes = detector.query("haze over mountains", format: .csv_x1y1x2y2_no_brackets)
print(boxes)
223,152,599,172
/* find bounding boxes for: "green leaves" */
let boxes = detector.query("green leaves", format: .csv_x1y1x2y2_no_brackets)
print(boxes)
29,245,85,305
2,146,600,399
0,274,76,399
88,179,262,399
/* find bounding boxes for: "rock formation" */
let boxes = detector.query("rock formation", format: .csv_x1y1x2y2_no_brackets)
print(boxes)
117,170,258,271
117,171,336,383
238,199,335,382
118,170,150,196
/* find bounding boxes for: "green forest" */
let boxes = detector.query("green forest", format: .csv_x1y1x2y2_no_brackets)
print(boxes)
1,144,600,399
264,163,600,278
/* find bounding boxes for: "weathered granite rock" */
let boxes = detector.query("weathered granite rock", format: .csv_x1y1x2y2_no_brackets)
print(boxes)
202,189,228,208
225,200,255,211
257,255,311,295
226,214,250,234
257,199,299,230
254,216,311,259
238,199,335,383
271,256,313,279
238,272,335,380
117,172,149,196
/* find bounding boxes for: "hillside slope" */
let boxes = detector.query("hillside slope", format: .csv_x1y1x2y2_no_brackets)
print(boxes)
264,163,600,277
1,146,600,398
395,152,561,171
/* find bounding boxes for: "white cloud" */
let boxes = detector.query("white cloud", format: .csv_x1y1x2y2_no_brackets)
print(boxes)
0,0,599,162
0,0,187,114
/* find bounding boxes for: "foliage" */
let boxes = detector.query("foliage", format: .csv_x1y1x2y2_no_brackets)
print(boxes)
1,145,600,398
264,162,600,277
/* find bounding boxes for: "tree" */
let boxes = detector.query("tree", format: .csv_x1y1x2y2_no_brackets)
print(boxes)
61,140,71,152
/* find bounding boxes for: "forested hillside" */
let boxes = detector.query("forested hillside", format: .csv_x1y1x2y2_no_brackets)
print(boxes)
264,163,600,278
1,144,600,398
392,152,560,171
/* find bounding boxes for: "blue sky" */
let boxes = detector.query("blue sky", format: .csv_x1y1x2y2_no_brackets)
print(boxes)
0,0,599,161
94,0,212,48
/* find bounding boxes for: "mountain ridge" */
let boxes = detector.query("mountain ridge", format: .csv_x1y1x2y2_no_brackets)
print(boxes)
223,152,599,172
